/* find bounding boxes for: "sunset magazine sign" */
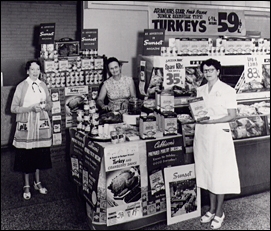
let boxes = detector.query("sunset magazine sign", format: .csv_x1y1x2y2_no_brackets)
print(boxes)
39,23,55,44
81,29,98,50
149,7,246,36
143,29,165,56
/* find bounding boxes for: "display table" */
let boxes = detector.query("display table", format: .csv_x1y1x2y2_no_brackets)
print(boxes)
69,127,190,230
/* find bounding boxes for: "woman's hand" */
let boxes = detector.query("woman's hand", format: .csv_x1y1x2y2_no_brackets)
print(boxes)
30,103,42,113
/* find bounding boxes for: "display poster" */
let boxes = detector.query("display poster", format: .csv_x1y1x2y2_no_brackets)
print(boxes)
52,115,62,145
81,28,98,50
237,55,270,93
146,136,184,213
104,143,143,226
39,23,56,44
65,86,89,128
164,164,201,225
149,7,246,36
69,128,85,186
143,29,165,56
82,136,103,210
163,57,185,90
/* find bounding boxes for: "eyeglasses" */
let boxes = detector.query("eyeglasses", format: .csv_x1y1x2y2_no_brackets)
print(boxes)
203,68,216,74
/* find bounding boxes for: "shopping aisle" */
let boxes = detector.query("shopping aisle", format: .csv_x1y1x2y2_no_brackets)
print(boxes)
1,147,270,230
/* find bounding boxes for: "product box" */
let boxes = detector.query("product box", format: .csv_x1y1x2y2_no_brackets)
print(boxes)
139,114,156,139
161,111,178,136
94,58,104,70
188,97,210,122
177,38,190,56
160,90,175,113
43,60,55,73
81,59,92,70
198,38,210,55
58,59,69,72
189,38,200,56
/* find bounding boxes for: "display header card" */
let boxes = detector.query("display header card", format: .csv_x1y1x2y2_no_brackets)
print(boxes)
143,29,165,56
39,23,56,44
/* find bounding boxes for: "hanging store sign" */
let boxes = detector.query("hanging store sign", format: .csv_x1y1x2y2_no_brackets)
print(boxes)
39,23,56,44
149,7,246,36
81,29,98,50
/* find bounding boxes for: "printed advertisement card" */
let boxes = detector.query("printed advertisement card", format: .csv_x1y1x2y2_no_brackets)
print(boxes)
164,164,201,225
104,143,142,226
146,136,184,213
82,136,103,210
143,29,165,56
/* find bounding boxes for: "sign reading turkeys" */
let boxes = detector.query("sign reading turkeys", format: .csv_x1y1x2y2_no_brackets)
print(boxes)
39,23,56,44
143,29,165,56
81,29,98,50
149,7,246,36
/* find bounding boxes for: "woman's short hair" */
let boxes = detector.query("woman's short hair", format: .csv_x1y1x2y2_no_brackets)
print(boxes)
106,57,121,68
25,59,42,71
200,58,221,73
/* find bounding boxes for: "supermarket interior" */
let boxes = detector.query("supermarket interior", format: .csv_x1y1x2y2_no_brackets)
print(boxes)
1,1,270,230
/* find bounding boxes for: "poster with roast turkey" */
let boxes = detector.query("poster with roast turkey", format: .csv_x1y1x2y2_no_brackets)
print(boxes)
65,86,89,128
104,142,143,226
164,164,201,225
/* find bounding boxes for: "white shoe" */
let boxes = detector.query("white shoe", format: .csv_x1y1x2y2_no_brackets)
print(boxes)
210,213,225,229
23,185,31,200
34,181,48,194
200,211,215,223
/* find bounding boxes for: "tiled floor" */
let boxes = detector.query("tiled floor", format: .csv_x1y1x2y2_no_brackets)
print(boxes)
1,147,270,230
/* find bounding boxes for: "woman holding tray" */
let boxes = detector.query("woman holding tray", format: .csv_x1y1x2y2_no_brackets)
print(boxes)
193,58,240,229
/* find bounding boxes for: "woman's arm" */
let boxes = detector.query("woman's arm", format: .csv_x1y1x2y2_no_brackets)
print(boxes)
199,108,237,124
129,80,137,98
11,84,32,114
96,84,108,110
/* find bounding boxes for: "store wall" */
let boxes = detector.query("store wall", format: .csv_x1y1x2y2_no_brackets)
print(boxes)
1,1,79,87
83,1,270,79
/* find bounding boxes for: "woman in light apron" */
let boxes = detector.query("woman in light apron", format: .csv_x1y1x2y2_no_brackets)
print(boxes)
11,60,52,200
193,58,240,229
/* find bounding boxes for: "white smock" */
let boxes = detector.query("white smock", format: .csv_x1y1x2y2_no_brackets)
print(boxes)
193,80,241,194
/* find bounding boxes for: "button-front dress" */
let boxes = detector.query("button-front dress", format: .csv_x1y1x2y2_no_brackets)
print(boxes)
193,80,241,194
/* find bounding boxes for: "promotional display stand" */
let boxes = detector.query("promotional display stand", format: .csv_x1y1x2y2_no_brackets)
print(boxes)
69,128,204,229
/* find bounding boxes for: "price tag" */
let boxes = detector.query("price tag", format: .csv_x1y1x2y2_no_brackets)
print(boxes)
163,59,185,89
217,12,243,34
244,56,262,83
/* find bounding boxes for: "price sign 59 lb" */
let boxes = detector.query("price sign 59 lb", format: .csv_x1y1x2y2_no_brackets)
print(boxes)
163,58,185,89
149,7,246,36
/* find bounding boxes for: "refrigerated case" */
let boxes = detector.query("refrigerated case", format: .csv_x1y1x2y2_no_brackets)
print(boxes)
138,54,270,197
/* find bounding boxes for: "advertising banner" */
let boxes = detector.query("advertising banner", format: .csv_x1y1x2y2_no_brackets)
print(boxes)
82,137,103,210
143,29,165,56
69,128,85,186
39,23,56,44
164,164,200,225
146,136,184,213
149,7,246,36
104,142,143,226
81,29,98,50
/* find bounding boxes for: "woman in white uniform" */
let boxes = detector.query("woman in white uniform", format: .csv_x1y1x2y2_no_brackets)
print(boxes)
193,58,240,229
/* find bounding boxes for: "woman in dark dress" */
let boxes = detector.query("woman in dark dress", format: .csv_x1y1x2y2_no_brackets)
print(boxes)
11,59,53,200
